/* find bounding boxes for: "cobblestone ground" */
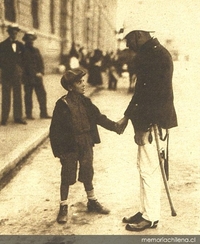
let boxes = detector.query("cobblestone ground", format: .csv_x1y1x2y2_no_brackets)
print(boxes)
0,62,199,237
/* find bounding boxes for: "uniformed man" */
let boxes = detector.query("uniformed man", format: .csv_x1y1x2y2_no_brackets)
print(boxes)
117,20,178,231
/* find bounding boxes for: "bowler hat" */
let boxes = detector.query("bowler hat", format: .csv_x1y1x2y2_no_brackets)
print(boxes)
22,31,37,41
61,68,86,90
7,23,20,32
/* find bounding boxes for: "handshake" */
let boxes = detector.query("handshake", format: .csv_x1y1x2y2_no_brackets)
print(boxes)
114,117,129,135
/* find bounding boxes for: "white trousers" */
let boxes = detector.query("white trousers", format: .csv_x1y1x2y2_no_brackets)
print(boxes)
137,131,162,222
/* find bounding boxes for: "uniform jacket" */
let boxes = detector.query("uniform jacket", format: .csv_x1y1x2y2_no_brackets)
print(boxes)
0,38,24,81
49,94,116,157
124,38,178,131
23,45,44,84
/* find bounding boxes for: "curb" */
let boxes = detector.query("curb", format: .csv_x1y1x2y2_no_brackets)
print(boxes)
0,130,49,181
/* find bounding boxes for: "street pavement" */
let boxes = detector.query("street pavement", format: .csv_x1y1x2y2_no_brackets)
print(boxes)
0,73,99,183
0,61,199,237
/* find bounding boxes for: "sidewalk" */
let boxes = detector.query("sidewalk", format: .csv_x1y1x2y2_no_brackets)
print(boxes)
0,73,99,182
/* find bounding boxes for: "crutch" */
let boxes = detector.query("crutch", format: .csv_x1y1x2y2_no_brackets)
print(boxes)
153,124,177,216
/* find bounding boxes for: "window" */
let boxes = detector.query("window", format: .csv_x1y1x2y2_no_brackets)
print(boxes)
50,0,55,34
31,0,39,29
4,0,16,22
60,0,67,38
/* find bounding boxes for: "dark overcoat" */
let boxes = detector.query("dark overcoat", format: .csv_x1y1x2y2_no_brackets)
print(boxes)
49,94,116,157
23,45,44,84
124,38,178,131
0,38,24,81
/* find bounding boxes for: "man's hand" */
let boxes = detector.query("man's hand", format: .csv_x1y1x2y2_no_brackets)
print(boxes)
134,131,148,146
116,116,129,134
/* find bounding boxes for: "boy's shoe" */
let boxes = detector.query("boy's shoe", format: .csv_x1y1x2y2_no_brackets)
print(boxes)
87,199,110,214
57,205,68,224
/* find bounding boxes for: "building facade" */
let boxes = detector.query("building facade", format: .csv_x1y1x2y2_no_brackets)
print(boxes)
0,0,117,73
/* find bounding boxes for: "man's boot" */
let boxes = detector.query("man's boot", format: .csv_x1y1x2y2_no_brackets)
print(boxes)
87,199,110,214
57,204,68,224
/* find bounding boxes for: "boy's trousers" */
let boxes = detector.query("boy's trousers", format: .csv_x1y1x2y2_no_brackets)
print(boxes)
60,132,94,186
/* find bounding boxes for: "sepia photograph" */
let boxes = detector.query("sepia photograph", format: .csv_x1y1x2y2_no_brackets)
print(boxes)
0,0,199,243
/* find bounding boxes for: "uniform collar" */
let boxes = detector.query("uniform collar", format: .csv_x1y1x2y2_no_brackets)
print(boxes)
140,38,160,52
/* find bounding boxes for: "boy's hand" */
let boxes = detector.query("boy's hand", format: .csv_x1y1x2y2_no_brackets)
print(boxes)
116,117,129,134
114,123,122,134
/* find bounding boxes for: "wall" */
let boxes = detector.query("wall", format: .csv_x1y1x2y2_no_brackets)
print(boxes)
0,0,118,73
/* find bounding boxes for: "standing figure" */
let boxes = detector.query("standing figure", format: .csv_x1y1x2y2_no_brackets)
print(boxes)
49,68,120,224
107,52,119,91
87,49,103,86
22,32,51,119
0,24,26,125
68,42,80,69
117,21,178,231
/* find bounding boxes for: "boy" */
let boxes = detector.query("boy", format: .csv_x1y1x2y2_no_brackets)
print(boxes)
49,68,119,224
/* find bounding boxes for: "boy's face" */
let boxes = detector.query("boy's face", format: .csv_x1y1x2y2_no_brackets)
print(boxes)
70,78,85,95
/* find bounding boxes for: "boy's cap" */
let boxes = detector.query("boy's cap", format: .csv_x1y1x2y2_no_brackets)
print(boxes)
61,68,86,90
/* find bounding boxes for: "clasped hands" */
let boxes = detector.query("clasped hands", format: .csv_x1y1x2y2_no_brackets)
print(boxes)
115,116,129,135
114,117,148,145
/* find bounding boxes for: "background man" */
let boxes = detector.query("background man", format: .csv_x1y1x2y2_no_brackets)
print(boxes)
0,24,26,125
22,31,51,119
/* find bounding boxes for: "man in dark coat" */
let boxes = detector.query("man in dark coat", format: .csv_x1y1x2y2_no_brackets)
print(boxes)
118,24,178,231
22,31,51,119
87,49,103,86
49,68,120,224
0,24,26,125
